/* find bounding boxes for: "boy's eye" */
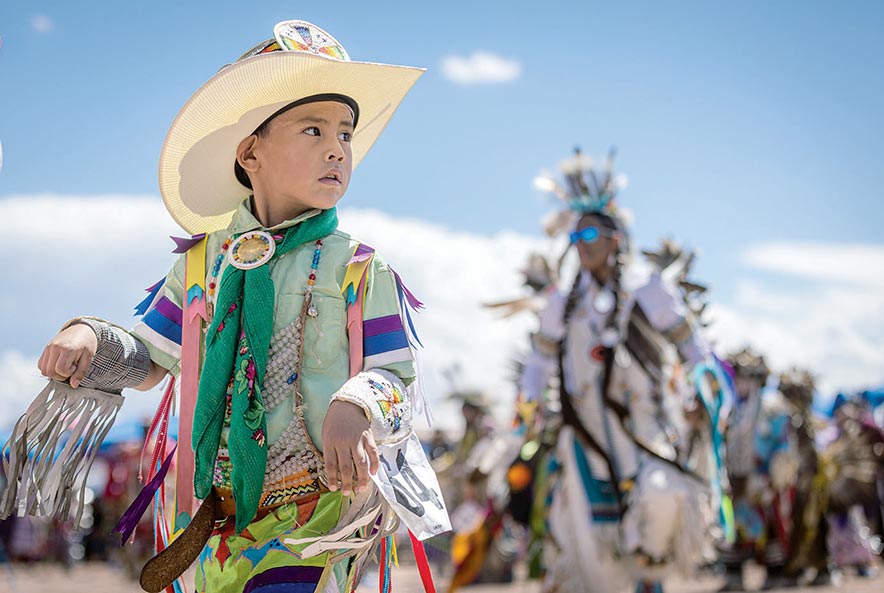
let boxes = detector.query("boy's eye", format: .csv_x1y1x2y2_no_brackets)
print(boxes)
338,131,352,142
304,126,320,136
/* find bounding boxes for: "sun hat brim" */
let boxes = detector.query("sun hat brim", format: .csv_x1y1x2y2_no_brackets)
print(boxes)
159,51,424,234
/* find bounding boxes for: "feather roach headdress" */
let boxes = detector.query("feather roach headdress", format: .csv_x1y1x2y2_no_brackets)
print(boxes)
726,347,770,381
534,146,629,237
778,367,816,408
642,239,710,326
482,252,558,318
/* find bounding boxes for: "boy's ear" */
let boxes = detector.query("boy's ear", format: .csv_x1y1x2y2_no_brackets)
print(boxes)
236,135,260,174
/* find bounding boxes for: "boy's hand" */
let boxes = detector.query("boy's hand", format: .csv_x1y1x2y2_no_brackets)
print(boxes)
321,400,380,496
38,324,97,388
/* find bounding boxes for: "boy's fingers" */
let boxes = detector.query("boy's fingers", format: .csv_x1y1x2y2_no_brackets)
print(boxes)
363,434,380,476
354,440,370,492
324,446,339,491
337,445,354,496
54,349,78,378
37,349,49,376
43,350,65,380
70,351,93,388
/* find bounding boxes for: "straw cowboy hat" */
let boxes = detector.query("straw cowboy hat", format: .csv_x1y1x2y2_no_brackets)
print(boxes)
159,20,424,234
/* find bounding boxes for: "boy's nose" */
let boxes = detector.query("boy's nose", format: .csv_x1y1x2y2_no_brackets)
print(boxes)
325,145,345,161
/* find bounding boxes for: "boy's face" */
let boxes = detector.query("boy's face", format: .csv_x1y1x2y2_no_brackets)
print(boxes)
242,101,354,212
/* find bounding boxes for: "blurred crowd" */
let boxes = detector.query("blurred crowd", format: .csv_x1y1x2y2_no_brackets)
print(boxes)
0,376,881,592
0,426,162,580
426,373,883,592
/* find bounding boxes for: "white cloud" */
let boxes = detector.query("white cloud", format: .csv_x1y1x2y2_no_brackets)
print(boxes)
0,351,49,424
708,242,884,394
31,14,54,33
742,242,884,289
1,195,881,436
440,52,522,85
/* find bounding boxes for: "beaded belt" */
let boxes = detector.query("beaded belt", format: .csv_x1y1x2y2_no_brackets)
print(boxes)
214,439,326,515
215,469,327,520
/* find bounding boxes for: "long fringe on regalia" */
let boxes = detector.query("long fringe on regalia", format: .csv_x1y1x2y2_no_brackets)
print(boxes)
1,381,124,525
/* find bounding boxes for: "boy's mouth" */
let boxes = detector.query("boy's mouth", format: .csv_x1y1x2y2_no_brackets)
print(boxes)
320,170,343,185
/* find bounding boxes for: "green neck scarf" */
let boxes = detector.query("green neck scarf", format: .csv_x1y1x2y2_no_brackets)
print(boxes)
192,207,338,532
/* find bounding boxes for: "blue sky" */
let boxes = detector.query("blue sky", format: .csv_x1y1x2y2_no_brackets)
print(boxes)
1,1,882,420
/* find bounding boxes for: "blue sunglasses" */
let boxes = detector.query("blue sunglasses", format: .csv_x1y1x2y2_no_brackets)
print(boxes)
569,226,615,244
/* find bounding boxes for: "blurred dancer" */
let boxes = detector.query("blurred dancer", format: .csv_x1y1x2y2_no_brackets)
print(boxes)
519,149,718,593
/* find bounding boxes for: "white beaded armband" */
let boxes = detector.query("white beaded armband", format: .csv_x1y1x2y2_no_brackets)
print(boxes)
331,369,412,444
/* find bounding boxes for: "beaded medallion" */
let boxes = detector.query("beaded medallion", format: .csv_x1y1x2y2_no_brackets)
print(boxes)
273,20,349,60
227,230,276,270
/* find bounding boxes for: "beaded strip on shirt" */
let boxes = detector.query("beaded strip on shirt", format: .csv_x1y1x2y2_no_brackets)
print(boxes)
209,237,326,494
206,236,232,320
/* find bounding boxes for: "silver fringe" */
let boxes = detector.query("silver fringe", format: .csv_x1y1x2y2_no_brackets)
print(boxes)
1,380,124,526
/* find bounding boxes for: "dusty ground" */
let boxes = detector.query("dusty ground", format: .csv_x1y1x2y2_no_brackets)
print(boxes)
0,561,880,593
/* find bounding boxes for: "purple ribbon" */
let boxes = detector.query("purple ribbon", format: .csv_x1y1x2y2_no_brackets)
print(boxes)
170,234,207,254
113,445,177,546
134,278,165,316
390,268,424,311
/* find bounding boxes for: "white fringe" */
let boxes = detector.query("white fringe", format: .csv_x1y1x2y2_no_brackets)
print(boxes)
410,355,435,428
285,491,397,561
281,491,397,592
0,381,124,526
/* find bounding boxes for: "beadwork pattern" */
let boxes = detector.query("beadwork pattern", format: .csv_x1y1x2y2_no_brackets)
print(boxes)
228,231,276,270
207,237,231,299
262,316,304,410
274,21,349,61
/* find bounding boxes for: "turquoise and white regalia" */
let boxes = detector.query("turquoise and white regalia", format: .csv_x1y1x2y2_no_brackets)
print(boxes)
519,149,723,593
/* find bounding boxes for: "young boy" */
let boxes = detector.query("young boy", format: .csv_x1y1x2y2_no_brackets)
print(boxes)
16,20,447,593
